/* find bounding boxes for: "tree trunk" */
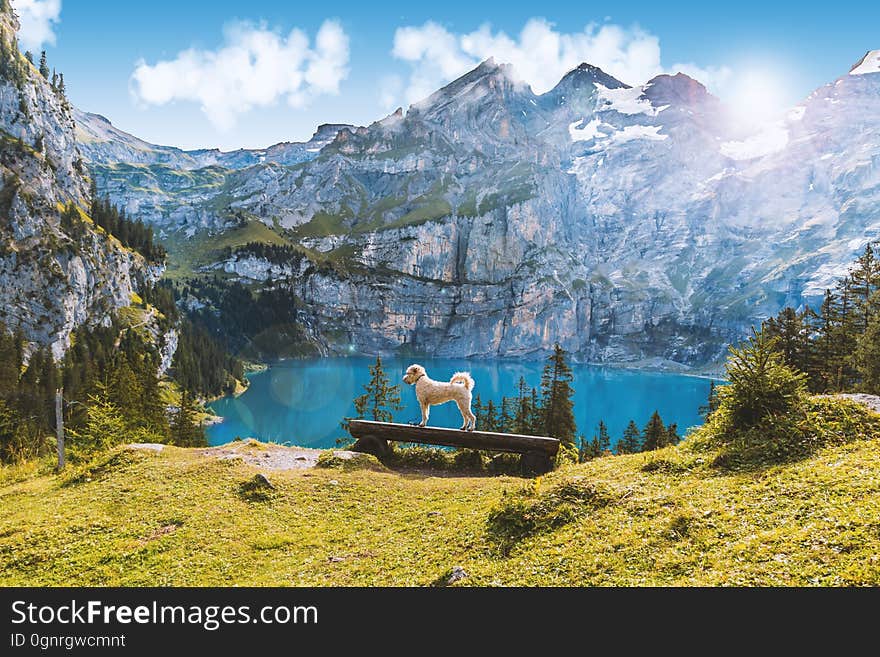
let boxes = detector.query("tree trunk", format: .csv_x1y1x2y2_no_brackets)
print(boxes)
55,388,65,470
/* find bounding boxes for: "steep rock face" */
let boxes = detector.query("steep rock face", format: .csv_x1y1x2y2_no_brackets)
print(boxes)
80,56,880,367
78,112,353,233
0,4,157,359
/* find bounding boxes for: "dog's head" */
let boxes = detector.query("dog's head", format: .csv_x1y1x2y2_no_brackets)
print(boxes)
403,364,426,385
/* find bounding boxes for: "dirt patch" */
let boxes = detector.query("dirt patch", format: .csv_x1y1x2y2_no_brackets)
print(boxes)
201,439,325,470
139,523,180,545
127,443,164,453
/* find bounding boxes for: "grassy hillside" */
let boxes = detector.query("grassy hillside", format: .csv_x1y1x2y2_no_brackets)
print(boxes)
162,220,291,280
2,405,879,586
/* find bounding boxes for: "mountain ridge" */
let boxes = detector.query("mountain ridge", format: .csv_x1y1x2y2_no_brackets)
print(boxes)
76,53,880,367
0,2,161,360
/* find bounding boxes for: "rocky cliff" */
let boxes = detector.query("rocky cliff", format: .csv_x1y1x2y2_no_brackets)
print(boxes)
78,52,880,368
0,3,159,360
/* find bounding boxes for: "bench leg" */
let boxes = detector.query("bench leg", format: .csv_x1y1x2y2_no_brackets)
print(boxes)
352,436,392,459
521,452,553,476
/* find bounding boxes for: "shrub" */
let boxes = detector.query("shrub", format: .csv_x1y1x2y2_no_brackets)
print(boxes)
554,441,579,468
452,448,487,472
386,446,454,470
487,477,612,548
316,450,386,472
238,474,276,503
61,448,148,486
487,453,522,476
696,396,880,470
66,394,161,462
719,329,808,431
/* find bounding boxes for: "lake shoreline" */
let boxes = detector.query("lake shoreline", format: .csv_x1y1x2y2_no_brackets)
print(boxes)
244,353,727,380
207,357,720,449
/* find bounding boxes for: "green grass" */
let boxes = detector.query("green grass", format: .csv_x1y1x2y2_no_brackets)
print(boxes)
2,398,879,586
291,191,453,239
387,198,453,229
163,221,291,280
291,208,354,239
477,184,535,216
94,163,227,193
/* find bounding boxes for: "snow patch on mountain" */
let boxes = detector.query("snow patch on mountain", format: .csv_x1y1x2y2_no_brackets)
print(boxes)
569,118,603,142
850,50,880,76
608,124,667,144
720,123,789,160
596,85,662,116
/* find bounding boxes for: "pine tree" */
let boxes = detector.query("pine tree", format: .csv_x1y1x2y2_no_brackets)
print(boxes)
832,276,858,389
38,50,49,78
171,390,205,447
617,420,642,454
594,420,611,454
0,325,20,398
721,328,808,428
814,289,837,391
763,307,812,374
17,347,54,428
856,312,880,394
351,357,402,424
472,393,484,429
66,389,129,461
137,357,170,439
108,358,143,422
641,410,666,451
498,396,515,433
665,423,680,447
578,435,599,462
483,399,499,432
699,381,720,419
513,377,532,434
540,343,577,446
850,243,880,335
527,387,542,434
23,50,32,64
0,399,28,462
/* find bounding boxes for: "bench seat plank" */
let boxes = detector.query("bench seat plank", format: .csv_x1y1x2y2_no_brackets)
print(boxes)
348,420,560,456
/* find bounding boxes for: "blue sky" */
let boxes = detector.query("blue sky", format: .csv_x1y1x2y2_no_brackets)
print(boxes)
16,0,880,150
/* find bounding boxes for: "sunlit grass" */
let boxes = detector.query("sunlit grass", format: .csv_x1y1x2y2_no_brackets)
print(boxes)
1,414,878,586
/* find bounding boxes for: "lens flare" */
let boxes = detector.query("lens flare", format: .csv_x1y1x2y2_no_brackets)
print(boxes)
726,68,791,125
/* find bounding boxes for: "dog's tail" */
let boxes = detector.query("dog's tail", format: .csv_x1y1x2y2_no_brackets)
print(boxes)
450,372,475,391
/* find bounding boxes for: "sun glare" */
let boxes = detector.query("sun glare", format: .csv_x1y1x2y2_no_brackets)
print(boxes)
726,69,791,125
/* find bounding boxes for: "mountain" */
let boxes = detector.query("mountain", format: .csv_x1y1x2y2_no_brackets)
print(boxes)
75,110,351,170
0,3,161,360
77,54,880,368
76,112,354,236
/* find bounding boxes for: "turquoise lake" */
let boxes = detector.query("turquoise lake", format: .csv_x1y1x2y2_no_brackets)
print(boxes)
207,357,719,449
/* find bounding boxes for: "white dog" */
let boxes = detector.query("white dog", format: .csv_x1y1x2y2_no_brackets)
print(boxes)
402,364,476,431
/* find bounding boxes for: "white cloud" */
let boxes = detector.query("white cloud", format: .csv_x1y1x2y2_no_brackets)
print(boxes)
13,0,61,50
390,18,732,107
130,20,350,131
378,74,404,110
669,62,733,95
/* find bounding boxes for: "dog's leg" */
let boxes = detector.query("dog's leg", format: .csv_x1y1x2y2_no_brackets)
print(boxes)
455,400,471,431
418,402,429,428
467,405,476,432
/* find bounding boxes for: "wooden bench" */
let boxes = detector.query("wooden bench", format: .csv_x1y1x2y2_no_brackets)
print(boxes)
347,420,560,474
